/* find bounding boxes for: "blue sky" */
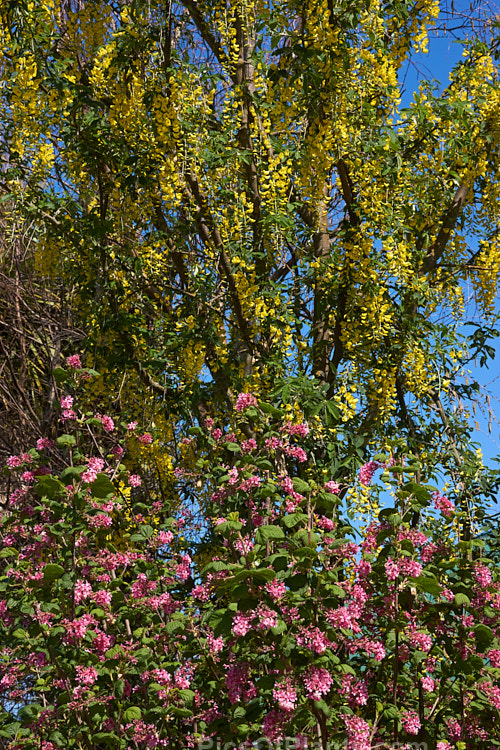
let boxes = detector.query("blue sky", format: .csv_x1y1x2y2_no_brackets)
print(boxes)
399,19,500,475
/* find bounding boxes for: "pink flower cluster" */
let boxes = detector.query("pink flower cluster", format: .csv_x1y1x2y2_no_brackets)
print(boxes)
359,460,380,486
302,666,333,700
339,673,368,706
234,392,258,411
82,457,105,484
401,709,421,735
296,625,331,654
60,395,77,421
432,491,455,517
96,413,115,432
225,663,256,704
280,421,309,437
344,715,371,750
272,677,297,711
324,480,340,494
385,556,422,581
474,563,493,588
75,665,98,686
66,354,82,369
265,579,286,601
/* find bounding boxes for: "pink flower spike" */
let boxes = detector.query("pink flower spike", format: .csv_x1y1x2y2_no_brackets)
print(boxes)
235,392,258,411
66,354,82,369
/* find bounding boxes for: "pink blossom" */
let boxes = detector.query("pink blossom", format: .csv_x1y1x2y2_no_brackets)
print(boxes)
81,457,105,484
36,437,54,451
211,427,222,440
385,557,400,581
207,632,224,655
131,574,157,599
339,673,368,706
296,626,331,654
488,649,500,667
401,558,422,578
93,590,112,608
75,665,98,686
344,715,371,750
157,530,174,545
174,664,193,689
89,513,112,529
61,395,74,410
281,421,309,437
437,743,452,750
421,542,438,562
232,612,253,637
256,604,278,630
303,666,333,700
364,640,386,661
261,708,288,740
225,663,252,703
356,560,372,578
74,579,92,604
316,515,335,531
6,455,22,469
324,480,340,494
481,680,500,709
432,491,455,517
129,474,142,487
359,460,380,486
474,563,493,588
241,438,257,453
408,630,432,651
401,709,421,735
92,631,113,653
228,467,239,485
239,475,261,492
138,433,153,445
234,536,254,555
265,579,286,601
421,676,436,692
127,421,138,430
66,354,82,368
235,392,258,411
272,677,297,711
96,414,115,432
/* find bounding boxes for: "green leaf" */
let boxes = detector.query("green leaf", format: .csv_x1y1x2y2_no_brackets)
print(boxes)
291,477,310,494
56,434,76,447
475,624,494,650
34,475,65,498
52,367,69,384
61,465,85,480
178,688,195,704
414,576,442,596
90,473,115,498
43,564,65,584
0,547,18,558
255,525,285,544
18,704,41,722
122,707,142,722
454,592,471,607
282,513,308,528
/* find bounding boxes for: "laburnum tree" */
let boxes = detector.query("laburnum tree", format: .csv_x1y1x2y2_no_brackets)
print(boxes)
0,0,499,492
2,0,500,747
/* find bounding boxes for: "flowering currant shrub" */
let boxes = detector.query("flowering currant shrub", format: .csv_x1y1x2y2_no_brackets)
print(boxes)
1,375,500,749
